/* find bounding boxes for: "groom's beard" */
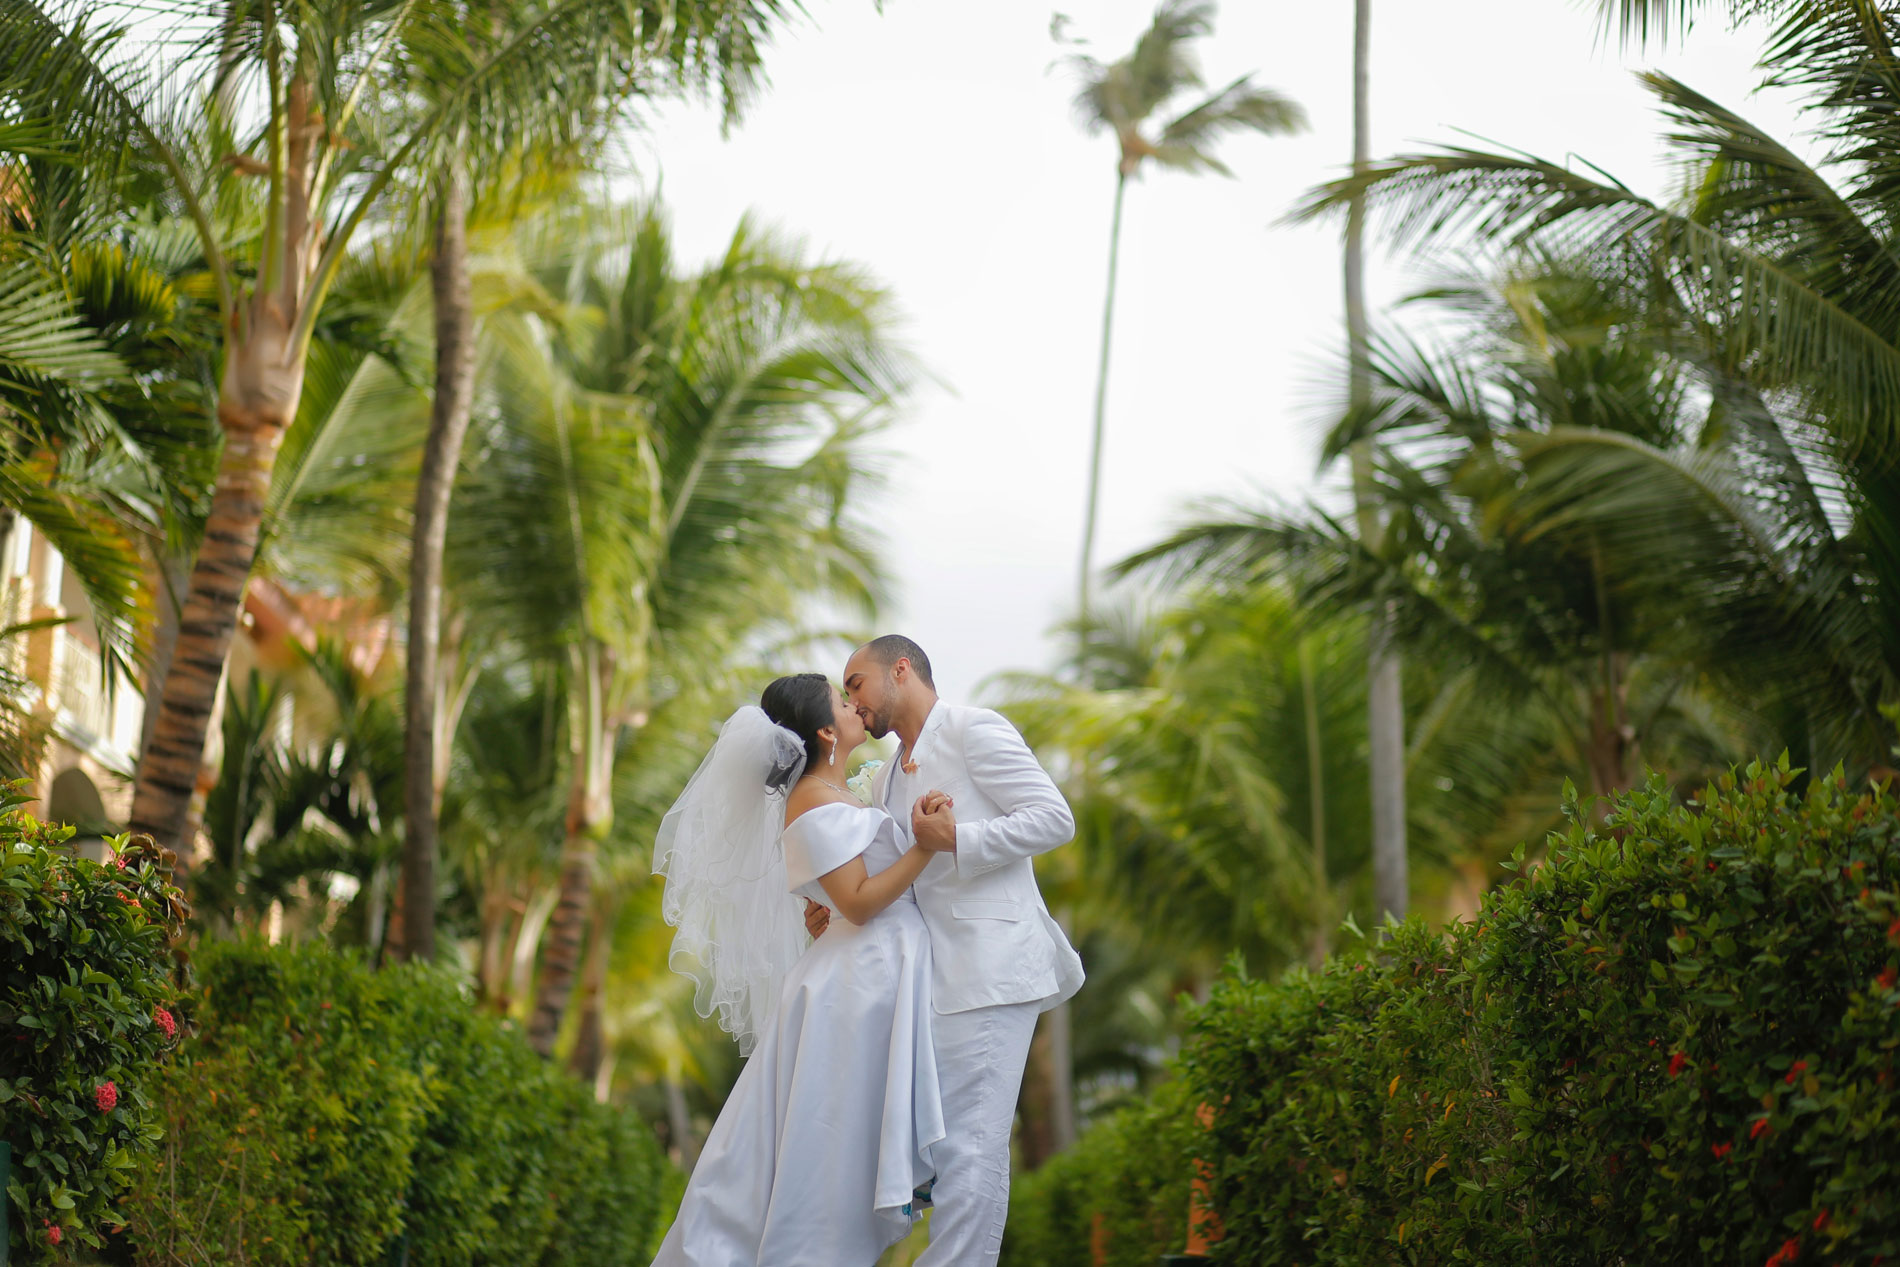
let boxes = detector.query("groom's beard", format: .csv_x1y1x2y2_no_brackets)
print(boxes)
861,704,894,740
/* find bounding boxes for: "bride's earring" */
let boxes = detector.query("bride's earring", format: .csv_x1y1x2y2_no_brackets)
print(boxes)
829,739,839,770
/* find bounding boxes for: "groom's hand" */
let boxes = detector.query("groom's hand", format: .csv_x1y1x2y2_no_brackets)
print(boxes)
912,791,957,854
803,898,830,939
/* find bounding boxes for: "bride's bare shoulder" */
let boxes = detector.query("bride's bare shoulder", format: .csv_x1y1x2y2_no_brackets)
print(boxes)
782,782,858,829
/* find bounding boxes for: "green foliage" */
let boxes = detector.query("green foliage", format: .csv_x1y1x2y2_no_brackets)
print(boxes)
0,796,183,1262
1000,1079,1198,1267
121,940,666,1266
1006,762,1900,1263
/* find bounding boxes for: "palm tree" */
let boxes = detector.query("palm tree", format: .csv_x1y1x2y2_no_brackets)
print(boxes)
194,638,406,941
1122,269,1767,816
1291,0,1900,768
1003,591,1363,975
0,255,169,677
0,0,776,862
1342,0,1409,925
1065,0,1304,615
439,202,911,1056
398,1,791,962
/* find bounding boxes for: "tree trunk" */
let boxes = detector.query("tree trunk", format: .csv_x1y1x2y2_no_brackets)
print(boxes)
1365,641,1407,920
136,553,189,780
1586,655,1634,798
666,1076,701,1175
528,644,613,1056
1077,171,1129,618
128,341,302,859
567,903,612,1083
477,879,514,1009
1300,640,1329,965
401,161,477,962
509,882,560,1012
1015,1015,1059,1169
129,74,320,864
1345,0,1409,924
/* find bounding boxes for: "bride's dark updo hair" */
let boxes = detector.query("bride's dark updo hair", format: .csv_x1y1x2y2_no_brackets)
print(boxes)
760,673,833,790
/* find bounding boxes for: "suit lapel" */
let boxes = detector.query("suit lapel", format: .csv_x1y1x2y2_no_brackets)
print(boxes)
872,752,895,811
911,702,950,775
876,703,949,813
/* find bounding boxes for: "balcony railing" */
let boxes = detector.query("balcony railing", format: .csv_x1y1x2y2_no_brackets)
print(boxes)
52,634,116,746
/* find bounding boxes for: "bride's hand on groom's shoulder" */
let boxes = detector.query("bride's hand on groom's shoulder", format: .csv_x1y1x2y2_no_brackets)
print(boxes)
912,792,957,854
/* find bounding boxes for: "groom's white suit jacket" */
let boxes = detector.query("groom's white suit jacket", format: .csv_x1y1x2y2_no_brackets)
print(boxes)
872,701,1085,1015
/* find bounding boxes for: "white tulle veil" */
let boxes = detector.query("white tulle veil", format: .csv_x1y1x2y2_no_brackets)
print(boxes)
653,706,812,1054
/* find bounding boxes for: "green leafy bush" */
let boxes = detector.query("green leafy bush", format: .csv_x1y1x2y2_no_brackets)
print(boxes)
1,797,184,1263
121,940,666,1267
1004,762,1900,1264
1000,1080,1198,1267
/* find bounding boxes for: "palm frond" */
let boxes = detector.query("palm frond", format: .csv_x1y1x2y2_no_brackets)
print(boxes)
1156,74,1306,171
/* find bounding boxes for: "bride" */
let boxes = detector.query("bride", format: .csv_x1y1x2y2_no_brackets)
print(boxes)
648,673,949,1266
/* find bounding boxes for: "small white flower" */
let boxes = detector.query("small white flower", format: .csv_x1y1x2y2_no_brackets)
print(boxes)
845,759,884,805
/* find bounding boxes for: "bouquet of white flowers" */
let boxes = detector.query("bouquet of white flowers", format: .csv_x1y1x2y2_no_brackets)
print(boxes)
845,759,884,805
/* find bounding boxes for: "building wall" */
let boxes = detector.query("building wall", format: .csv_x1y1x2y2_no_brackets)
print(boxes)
3,516,144,830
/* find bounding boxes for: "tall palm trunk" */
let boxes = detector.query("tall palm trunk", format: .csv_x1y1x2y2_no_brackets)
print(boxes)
128,77,322,861
529,642,614,1055
567,904,612,1084
1046,162,1133,1160
129,324,303,860
1344,0,1408,923
1078,169,1129,617
666,1074,701,1175
401,162,476,961
1300,640,1329,964
1586,673,1634,797
478,879,514,1008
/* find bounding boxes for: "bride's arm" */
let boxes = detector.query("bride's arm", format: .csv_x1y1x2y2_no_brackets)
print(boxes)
815,828,940,925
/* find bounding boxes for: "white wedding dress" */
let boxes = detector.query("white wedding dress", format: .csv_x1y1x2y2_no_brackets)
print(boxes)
650,802,945,1267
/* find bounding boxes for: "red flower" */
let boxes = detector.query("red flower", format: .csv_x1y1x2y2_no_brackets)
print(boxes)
45,1224,62,1247
1811,1209,1829,1231
1711,1141,1733,1160
1706,860,1718,871
111,852,128,870
1888,917,1900,943
154,1008,176,1040
95,1080,118,1112
1785,1060,1809,1085
1668,1050,1688,1077
1877,966,1898,993
1750,1117,1773,1141
1764,1236,1801,1266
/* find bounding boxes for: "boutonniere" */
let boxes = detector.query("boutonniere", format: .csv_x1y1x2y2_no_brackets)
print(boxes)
901,743,921,775
845,760,884,805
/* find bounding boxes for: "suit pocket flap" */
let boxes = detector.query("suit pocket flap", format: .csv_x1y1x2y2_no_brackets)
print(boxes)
950,899,1025,922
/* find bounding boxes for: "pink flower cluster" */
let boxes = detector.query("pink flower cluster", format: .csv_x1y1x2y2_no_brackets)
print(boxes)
154,1007,176,1039
95,1080,118,1112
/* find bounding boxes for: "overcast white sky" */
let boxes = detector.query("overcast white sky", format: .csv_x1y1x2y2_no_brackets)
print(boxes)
624,1,1814,702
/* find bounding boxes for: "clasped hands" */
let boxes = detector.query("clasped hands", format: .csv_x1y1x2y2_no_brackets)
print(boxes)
802,789,956,939
911,789,957,854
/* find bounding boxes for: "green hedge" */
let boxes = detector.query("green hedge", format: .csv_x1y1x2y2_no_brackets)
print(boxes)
1,801,184,1264
120,940,665,1267
1004,762,1900,1264
1000,1080,1198,1267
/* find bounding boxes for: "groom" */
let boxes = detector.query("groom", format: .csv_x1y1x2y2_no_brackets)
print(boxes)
808,634,1084,1266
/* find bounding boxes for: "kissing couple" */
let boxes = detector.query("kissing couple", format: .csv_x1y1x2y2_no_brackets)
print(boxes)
648,634,1085,1267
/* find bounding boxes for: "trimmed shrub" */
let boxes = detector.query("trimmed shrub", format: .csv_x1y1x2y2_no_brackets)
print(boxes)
1000,1080,1198,1267
121,940,667,1267
1,799,184,1263
1004,762,1900,1264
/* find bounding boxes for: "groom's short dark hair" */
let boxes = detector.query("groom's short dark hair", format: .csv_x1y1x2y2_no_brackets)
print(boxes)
861,635,935,690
